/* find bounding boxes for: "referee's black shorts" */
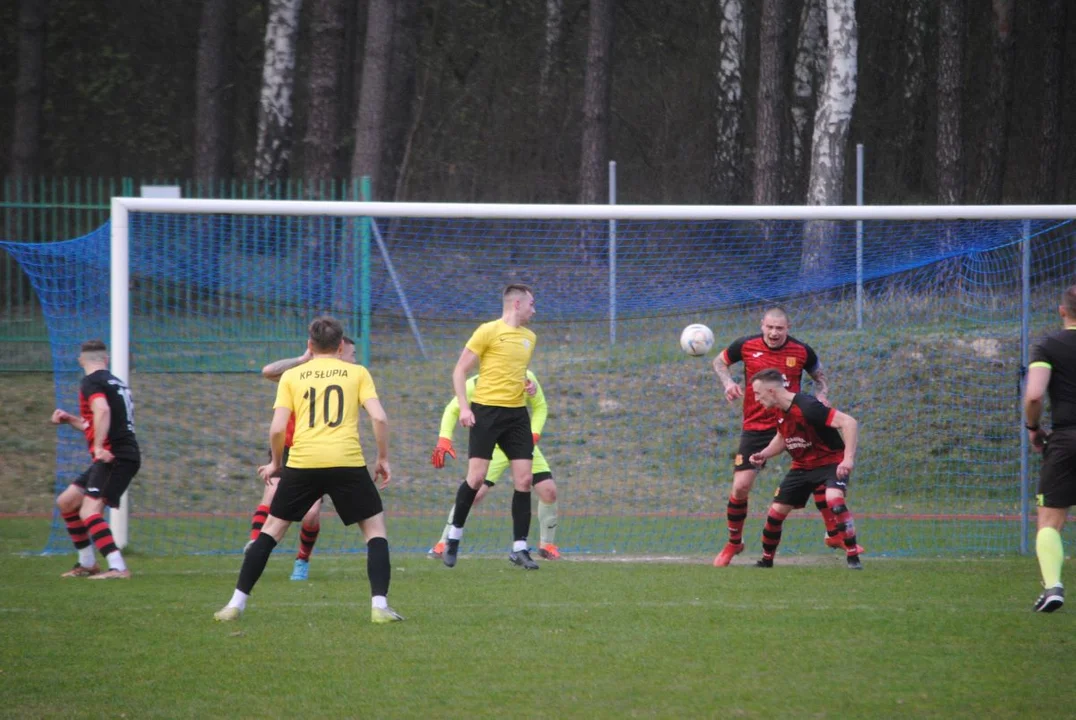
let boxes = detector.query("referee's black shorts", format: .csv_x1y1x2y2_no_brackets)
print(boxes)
1038,428,1076,508
468,402,533,461
271,465,383,525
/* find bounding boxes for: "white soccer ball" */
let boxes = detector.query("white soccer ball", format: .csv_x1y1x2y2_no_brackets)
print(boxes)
680,323,714,356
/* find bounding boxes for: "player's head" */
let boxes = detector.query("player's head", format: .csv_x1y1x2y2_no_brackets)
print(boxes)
78,339,109,370
1061,285,1076,325
750,367,787,408
503,283,536,325
340,335,357,363
760,307,789,349
308,315,344,354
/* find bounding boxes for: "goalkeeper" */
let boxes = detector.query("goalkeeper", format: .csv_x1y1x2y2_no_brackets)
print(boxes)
428,369,561,560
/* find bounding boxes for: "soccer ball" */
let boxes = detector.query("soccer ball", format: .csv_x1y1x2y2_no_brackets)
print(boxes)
679,323,714,356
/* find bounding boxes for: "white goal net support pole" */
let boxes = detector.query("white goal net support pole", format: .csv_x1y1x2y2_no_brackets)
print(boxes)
106,197,1076,552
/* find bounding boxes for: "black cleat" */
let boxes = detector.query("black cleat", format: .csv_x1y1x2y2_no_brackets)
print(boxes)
754,558,773,568
509,549,539,570
443,538,460,568
847,555,863,570
1033,585,1064,613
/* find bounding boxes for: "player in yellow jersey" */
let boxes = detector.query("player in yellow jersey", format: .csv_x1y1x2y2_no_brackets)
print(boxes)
428,370,561,560
443,284,539,569
214,316,403,623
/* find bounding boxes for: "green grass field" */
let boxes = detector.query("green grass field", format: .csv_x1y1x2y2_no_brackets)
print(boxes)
3,518,1076,719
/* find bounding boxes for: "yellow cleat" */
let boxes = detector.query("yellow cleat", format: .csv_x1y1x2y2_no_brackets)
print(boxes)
371,606,404,624
214,606,242,622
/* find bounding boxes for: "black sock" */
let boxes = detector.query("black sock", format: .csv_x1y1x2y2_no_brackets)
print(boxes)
237,533,277,594
512,490,532,542
367,536,390,597
452,482,479,528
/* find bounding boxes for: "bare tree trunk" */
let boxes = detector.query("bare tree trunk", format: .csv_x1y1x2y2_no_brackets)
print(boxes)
894,0,928,194
753,0,786,206
1034,0,1066,203
801,0,858,277
708,0,746,204
972,0,1015,205
936,0,964,205
255,0,303,183
302,0,347,188
350,0,394,199
539,0,564,108
382,0,420,201
194,0,235,184
578,0,614,206
787,0,826,204
11,0,47,178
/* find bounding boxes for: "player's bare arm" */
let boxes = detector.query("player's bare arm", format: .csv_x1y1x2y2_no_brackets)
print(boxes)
809,366,830,404
453,348,480,427
830,410,859,479
89,396,115,462
259,407,292,483
749,433,786,466
261,348,313,383
1023,364,1051,451
50,408,87,431
363,397,391,488
712,354,742,403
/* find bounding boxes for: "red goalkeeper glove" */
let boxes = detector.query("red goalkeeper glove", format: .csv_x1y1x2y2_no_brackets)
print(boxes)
431,437,456,468
532,433,540,445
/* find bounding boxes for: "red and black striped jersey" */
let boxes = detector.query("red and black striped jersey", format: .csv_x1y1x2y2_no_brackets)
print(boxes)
721,334,820,431
78,369,139,459
775,393,844,470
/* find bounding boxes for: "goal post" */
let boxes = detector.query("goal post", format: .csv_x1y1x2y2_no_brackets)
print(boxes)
25,198,1076,555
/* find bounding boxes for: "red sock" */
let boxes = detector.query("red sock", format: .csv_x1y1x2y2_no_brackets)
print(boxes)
297,523,320,561
84,513,118,557
827,499,859,556
761,508,788,560
814,485,838,535
250,504,270,541
62,511,90,549
727,496,748,545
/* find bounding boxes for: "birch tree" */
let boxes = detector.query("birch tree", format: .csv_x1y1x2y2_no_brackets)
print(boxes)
753,0,786,206
936,0,964,205
708,0,746,204
801,0,858,276
11,0,48,179
194,0,235,183
254,0,303,183
351,0,395,199
972,0,1015,205
787,0,826,203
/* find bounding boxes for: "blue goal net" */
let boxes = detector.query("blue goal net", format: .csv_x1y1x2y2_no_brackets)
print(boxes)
3,210,1074,558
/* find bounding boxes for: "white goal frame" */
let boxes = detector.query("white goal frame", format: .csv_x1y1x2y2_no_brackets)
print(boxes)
108,198,1076,549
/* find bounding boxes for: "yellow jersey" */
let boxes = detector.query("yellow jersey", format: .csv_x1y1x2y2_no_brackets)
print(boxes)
465,319,536,407
274,357,378,468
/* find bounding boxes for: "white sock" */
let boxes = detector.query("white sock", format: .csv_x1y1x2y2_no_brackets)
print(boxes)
105,550,127,572
228,589,249,610
512,540,527,552
78,546,96,568
448,526,464,541
372,595,388,609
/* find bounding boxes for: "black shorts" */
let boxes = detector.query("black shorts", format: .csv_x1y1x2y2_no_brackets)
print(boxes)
773,465,846,508
533,471,553,485
269,446,291,479
271,465,383,525
74,457,141,509
1038,428,1076,508
468,403,533,461
734,429,777,471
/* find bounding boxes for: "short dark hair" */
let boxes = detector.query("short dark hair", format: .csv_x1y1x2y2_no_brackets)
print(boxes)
342,335,356,346
309,316,344,353
1063,285,1076,316
503,283,533,301
751,368,785,385
80,339,107,354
